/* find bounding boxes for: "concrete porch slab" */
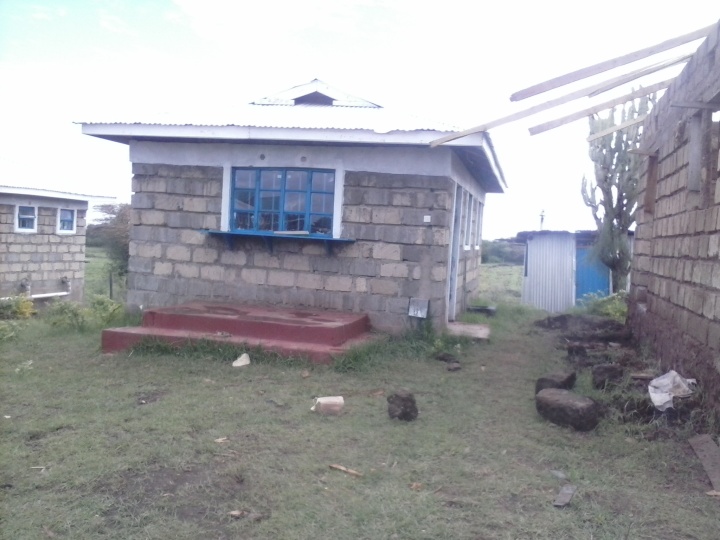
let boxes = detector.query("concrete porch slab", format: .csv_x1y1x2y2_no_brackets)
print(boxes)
101,302,375,363
446,322,491,340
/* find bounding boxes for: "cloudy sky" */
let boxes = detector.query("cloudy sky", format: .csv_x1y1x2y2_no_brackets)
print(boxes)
0,1,716,238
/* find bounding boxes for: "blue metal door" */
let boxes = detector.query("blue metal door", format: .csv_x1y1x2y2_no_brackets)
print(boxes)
575,246,611,303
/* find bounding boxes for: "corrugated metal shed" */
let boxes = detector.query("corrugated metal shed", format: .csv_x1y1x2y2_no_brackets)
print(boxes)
521,232,577,313
517,230,633,313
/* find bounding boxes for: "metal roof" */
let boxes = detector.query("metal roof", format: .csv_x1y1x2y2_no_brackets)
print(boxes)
79,79,506,192
80,79,462,133
80,103,462,134
0,185,115,202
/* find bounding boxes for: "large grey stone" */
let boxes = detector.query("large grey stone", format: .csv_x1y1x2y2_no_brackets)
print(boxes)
535,389,600,431
535,371,577,394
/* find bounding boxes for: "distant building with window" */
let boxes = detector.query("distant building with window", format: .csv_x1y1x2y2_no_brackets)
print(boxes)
0,186,99,302
80,80,505,332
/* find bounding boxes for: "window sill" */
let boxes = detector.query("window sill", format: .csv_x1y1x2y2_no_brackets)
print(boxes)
203,230,355,255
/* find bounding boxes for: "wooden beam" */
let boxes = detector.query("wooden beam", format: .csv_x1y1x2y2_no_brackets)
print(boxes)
430,72,675,147
587,54,690,97
689,434,720,492
529,82,667,136
586,115,647,142
510,24,715,102
670,101,720,110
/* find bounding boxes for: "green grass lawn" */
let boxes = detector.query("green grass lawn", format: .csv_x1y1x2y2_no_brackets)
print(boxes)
475,263,523,306
84,246,126,301
2,297,718,538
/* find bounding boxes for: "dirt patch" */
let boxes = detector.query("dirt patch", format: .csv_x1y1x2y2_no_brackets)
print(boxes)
536,314,631,344
100,464,252,537
136,390,166,405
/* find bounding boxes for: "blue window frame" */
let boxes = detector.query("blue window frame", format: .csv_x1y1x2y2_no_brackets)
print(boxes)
231,168,334,236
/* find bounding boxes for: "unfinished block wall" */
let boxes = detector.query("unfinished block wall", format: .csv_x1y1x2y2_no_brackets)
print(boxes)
630,22,720,407
0,203,86,301
126,164,456,332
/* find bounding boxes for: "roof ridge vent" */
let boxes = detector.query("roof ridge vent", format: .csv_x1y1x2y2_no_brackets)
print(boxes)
251,79,381,108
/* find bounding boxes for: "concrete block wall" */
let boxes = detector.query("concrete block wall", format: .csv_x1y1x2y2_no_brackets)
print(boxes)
126,164,456,332
629,21,720,406
0,203,87,301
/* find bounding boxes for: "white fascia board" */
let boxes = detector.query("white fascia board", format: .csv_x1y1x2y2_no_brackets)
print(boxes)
0,185,114,203
82,123,487,148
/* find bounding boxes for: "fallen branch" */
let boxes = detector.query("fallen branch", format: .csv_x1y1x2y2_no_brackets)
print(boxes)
329,464,363,477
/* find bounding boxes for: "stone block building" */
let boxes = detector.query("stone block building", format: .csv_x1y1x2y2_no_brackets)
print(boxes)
629,21,720,406
82,80,505,332
0,186,92,302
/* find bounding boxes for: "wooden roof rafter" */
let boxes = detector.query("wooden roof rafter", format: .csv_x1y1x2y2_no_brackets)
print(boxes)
510,24,716,102
430,22,716,147
528,81,669,136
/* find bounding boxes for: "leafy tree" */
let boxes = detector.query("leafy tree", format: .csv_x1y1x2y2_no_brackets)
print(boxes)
89,204,131,275
581,95,654,293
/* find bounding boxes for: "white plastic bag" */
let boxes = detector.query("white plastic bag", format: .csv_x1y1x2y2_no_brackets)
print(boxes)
648,370,696,411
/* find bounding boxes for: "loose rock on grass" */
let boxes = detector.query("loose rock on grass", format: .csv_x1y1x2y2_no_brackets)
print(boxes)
535,371,576,394
535,388,600,431
387,390,418,421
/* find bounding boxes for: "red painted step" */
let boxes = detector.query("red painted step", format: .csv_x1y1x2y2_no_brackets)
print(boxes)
101,302,374,363
141,303,369,346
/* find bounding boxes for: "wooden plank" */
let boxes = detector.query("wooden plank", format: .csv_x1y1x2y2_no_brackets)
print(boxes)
670,101,720,110
511,24,715,102
552,485,577,507
430,73,674,147
586,115,647,142
529,82,665,136
689,434,720,491
587,55,690,97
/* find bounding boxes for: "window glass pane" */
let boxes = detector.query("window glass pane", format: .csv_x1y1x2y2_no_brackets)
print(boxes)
259,192,281,211
234,212,254,229
311,193,333,213
234,169,255,189
311,172,334,192
234,191,255,210
284,214,305,231
18,206,35,229
284,192,306,212
286,170,309,191
310,215,332,235
258,212,279,231
260,170,282,190
59,209,74,230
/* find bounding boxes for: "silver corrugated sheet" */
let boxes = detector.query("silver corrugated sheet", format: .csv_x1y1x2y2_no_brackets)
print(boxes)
79,104,461,133
521,233,576,313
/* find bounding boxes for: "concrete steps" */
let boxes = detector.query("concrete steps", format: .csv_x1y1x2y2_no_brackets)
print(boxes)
102,302,374,363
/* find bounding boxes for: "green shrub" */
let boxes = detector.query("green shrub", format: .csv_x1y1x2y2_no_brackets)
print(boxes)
576,291,628,321
0,320,24,342
0,296,35,320
43,295,126,331
44,300,89,330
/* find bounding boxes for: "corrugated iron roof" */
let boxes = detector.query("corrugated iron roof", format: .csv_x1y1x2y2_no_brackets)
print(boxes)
0,185,115,201
80,79,462,133
80,103,462,134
